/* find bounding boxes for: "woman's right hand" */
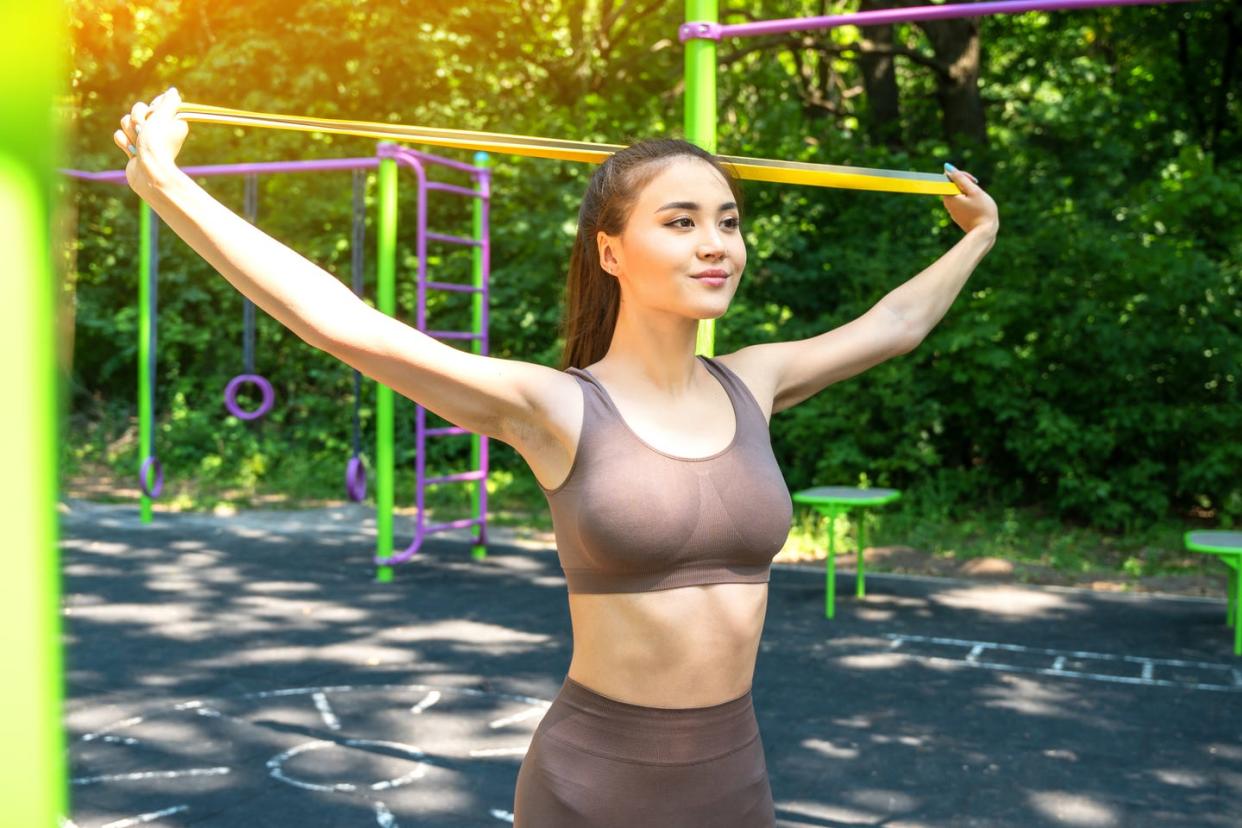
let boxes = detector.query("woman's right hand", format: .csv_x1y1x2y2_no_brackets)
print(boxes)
113,86,189,195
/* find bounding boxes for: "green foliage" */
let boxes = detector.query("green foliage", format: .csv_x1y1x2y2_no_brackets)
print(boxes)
61,0,1239,532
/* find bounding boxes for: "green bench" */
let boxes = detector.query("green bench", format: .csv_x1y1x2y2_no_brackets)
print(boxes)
791,486,902,619
1183,530,1242,656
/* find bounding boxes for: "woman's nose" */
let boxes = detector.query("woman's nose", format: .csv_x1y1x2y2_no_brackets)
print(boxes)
698,231,726,256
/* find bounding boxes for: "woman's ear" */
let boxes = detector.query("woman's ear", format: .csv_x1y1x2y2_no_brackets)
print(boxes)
597,230,620,276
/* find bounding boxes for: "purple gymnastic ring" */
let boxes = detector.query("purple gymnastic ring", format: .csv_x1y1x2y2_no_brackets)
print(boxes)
139,455,163,498
346,454,367,502
224,373,275,421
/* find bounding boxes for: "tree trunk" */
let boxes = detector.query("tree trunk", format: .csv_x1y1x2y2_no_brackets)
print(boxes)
857,1,904,149
917,15,988,149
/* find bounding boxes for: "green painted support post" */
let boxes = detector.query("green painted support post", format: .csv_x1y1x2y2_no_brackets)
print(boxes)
685,0,718,359
139,202,154,523
375,146,399,582
827,510,837,619
857,513,867,597
470,151,490,561
0,0,70,820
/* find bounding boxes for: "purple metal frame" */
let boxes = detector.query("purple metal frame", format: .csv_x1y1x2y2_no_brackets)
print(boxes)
371,143,493,566
62,146,493,570
60,149,482,183
679,0,1199,41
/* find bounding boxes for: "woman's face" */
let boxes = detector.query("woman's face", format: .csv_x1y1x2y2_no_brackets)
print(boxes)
598,156,746,319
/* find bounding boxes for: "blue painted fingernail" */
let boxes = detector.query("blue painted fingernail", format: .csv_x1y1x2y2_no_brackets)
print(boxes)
944,162,957,173
128,144,137,154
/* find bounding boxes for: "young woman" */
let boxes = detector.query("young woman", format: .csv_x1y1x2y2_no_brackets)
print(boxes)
116,87,998,826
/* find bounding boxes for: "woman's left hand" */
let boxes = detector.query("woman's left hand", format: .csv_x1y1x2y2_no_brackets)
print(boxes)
941,167,999,236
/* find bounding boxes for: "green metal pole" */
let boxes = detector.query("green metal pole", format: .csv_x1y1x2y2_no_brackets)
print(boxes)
857,510,867,597
0,0,70,820
138,202,153,523
685,0,718,358
470,151,490,561
375,147,398,582
827,510,837,619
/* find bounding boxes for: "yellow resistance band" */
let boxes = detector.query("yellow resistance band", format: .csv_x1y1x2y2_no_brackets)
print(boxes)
176,102,962,197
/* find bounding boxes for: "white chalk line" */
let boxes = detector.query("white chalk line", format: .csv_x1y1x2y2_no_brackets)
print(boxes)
885,633,1236,671
312,691,341,730
267,739,429,794
375,800,398,827
884,634,1241,692
100,804,189,828
410,689,441,715
81,715,144,742
245,682,551,707
470,747,529,757
489,707,545,728
71,767,230,786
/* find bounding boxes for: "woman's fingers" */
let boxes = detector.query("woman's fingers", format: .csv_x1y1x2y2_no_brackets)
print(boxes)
130,100,150,130
946,168,979,185
117,88,186,167
948,170,981,197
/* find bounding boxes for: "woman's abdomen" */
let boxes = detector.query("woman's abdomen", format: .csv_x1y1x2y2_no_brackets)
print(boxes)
566,582,768,709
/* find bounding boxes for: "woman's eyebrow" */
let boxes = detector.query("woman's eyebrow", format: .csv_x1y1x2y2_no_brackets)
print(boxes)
656,200,738,213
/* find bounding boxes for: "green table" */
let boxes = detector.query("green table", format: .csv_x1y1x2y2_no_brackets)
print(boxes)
1184,530,1242,656
792,486,902,619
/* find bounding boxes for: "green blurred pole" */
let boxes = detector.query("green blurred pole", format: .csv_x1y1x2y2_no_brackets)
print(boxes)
685,0,719,358
375,146,398,582
469,151,490,561
0,0,70,823
139,203,154,523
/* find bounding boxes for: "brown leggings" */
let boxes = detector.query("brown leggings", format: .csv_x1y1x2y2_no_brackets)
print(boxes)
513,675,776,827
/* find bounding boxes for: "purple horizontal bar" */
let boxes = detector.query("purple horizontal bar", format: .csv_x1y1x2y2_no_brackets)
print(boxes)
425,280,484,293
425,426,471,436
424,517,485,534
427,331,484,341
61,141,492,184
59,156,379,185
426,181,485,198
426,231,482,247
425,470,487,485
680,0,1199,41
376,142,489,177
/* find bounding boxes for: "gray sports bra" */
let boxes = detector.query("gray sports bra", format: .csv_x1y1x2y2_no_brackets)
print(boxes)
539,355,793,594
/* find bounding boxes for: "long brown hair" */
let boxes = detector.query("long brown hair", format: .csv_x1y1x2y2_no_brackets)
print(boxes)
557,138,745,370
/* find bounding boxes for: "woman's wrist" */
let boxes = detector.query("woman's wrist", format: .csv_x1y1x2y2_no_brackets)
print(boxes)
969,221,999,241
135,157,188,202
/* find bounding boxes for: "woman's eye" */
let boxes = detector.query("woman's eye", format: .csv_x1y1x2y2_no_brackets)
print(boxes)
667,217,741,229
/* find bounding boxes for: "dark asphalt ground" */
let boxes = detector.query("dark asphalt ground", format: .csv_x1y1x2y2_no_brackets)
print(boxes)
58,499,1241,827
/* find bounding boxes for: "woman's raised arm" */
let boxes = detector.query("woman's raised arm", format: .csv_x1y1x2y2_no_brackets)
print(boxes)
115,87,564,446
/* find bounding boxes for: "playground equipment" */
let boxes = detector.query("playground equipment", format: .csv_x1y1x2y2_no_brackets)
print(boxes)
222,174,277,423
346,168,368,503
20,0,1215,822
61,145,494,582
676,0,1192,40
5,1,68,824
